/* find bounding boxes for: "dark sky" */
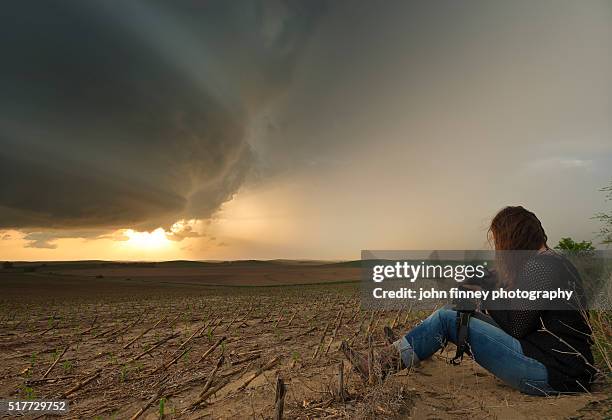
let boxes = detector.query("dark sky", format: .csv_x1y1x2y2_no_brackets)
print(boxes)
0,0,324,230
0,0,610,258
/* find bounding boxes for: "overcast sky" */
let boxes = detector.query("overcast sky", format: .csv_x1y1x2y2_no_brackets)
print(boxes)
1,0,610,261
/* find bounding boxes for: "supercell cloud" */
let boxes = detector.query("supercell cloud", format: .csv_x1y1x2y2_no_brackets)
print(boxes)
0,0,324,234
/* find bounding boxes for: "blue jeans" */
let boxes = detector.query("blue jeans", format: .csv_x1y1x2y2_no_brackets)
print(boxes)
397,307,557,396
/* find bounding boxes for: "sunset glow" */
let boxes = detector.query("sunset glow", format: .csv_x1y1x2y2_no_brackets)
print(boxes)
123,228,171,250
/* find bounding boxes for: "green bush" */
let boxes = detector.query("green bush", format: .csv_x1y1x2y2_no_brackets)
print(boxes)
554,237,595,252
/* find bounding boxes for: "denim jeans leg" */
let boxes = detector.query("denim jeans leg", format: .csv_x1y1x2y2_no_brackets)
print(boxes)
401,308,557,396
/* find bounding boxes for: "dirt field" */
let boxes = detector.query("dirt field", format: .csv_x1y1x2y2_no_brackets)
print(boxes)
0,266,609,419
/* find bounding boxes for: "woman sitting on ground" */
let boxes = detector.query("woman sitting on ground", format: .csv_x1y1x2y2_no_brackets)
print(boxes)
342,206,596,395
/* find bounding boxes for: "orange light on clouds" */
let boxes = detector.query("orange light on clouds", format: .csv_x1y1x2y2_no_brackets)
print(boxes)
123,228,172,250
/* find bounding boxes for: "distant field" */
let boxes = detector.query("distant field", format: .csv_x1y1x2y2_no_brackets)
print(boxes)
2,260,361,288
53,265,361,287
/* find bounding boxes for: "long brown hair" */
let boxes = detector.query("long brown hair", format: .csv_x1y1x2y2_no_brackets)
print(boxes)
488,206,548,286
488,206,548,250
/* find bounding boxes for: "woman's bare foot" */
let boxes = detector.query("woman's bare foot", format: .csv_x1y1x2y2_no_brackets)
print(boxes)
340,341,370,381
378,343,404,379
383,326,397,344
340,340,405,383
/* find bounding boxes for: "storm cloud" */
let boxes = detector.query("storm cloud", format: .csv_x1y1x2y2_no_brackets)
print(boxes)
1,0,610,258
0,0,324,232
